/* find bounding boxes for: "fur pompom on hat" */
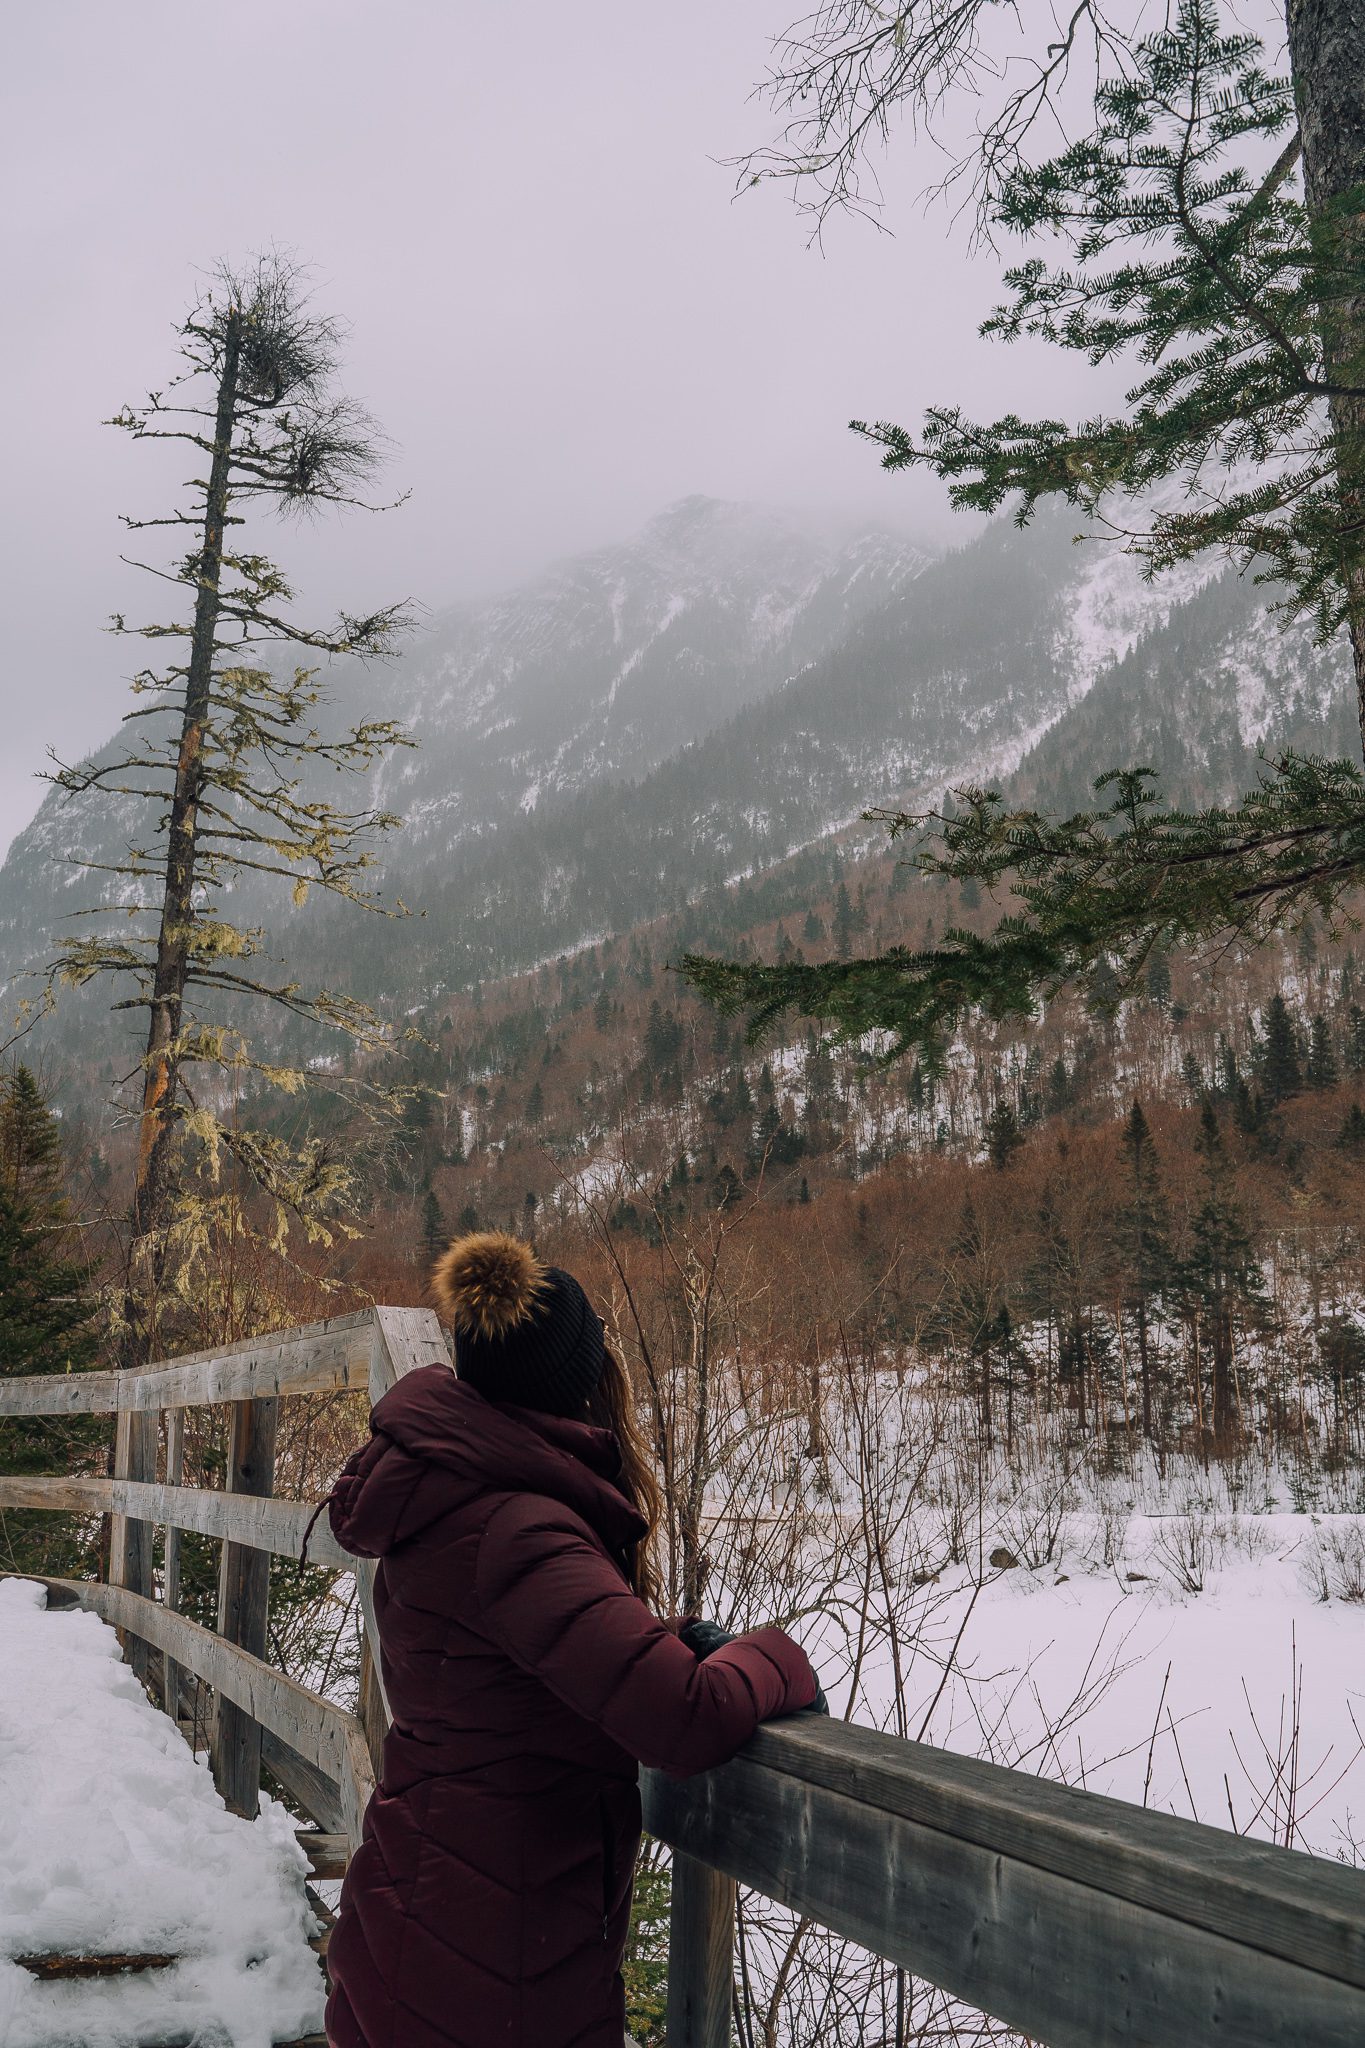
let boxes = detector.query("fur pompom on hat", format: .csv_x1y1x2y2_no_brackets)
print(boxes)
431,1230,605,1418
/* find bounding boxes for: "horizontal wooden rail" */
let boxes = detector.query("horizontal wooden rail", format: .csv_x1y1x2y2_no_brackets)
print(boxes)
0,1309,379,1415
0,1474,352,1571
643,1714,1365,2048
16,1576,376,1851
18,1305,1362,2045
0,1308,446,1868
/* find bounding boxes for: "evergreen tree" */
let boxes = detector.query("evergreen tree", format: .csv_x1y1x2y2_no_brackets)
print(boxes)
1087,956,1120,1016
985,1098,1024,1171
804,1036,835,1099
1176,1103,1267,1445
1261,995,1304,1103
1347,1005,1365,1074
524,1079,545,1126
1232,1079,1274,1148
1146,952,1173,1010
939,1197,1004,1441
1,1067,66,1201
0,1068,102,1577
1334,1103,1365,1151
420,1186,446,1267
1307,1014,1339,1089
1117,1102,1171,1442
1215,1038,1240,1100
802,909,825,945
1044,1055,1071,1117
643,1002,684,1075
686,6,1365,1057
832,881,856,960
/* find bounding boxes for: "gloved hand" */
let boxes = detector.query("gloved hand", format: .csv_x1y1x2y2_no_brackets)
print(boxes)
802,1674,830,1716
680,1617,735,1660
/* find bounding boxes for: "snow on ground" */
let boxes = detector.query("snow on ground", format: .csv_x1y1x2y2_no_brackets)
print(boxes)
0,1579,326,2048
809,1503,1365,1862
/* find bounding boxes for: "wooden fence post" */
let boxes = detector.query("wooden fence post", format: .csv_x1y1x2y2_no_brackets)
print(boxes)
162,1407,185,1720
212,1394,278,1818
109,1406,158,1687
666,1851,736,2048
355,1560,389,1787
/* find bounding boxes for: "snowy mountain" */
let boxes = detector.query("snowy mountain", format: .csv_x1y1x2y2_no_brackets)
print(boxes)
0,498,921,991
0,494,1355,1063
1021,562,1357,812
373,496,927,855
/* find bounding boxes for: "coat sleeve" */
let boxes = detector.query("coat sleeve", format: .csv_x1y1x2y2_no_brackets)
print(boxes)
473,1495,817,1775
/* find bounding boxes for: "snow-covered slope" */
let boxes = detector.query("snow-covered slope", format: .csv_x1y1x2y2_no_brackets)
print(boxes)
376,496,927,854
0,496,1355,1048
0,497,923,1011
0,1579,325,2048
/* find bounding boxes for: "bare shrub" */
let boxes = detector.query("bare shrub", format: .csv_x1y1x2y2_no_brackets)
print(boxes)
1301,1520,1365,1603
1151,1495,1229,1594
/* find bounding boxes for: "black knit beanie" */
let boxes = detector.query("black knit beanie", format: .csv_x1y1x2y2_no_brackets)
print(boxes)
430,1231,606,1418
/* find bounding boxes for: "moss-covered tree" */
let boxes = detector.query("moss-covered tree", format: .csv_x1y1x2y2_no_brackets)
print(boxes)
49,255,413,1366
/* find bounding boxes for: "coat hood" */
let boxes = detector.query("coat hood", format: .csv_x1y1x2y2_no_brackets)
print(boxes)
328,1364,647,1561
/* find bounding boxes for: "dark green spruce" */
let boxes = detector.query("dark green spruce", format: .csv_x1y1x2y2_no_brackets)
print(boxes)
685,2,1365,1056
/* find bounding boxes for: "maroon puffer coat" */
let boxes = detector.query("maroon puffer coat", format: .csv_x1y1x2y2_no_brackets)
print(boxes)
324,1363,817,2048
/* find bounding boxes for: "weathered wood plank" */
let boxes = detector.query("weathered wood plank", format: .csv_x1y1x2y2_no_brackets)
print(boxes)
0,1310,377,1415
368,1305,449,1402
15,1576,375,1852
0,1476,353,1571
261,1730,347,1838
357,1627,388,1790
162,1407,186,1718
665,1852,735,2048
739,1715,1365,1996
110,1405,157,1688
0,1369,127,1417
355,1558,391,1725
17,1952,177,1979
213,1397,279,1818
644,1752,1365,2048
297,1831,349,1880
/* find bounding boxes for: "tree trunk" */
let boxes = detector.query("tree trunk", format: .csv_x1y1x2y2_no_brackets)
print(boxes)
1136,1300,1153,1443
1211,1306,1239,1445
1285,0,1365,750
121,306,241,1370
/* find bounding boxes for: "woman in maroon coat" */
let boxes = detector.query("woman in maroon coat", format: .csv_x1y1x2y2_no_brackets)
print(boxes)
324,1232,818,2048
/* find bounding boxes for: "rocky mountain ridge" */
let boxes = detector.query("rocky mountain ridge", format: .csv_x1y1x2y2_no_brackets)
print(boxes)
1,495,1355,1078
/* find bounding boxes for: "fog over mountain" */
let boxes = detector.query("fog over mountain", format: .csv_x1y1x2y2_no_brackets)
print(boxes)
2,493,1352,1090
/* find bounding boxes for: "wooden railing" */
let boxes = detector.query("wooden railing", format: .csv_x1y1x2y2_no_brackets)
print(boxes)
0,1306,446,1847
3,1312,1364,2048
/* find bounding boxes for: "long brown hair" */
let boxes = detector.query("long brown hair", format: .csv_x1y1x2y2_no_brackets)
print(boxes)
586,1344,664,1612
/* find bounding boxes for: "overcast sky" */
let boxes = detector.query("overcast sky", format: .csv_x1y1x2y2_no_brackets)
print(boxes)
3,1,1264,857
